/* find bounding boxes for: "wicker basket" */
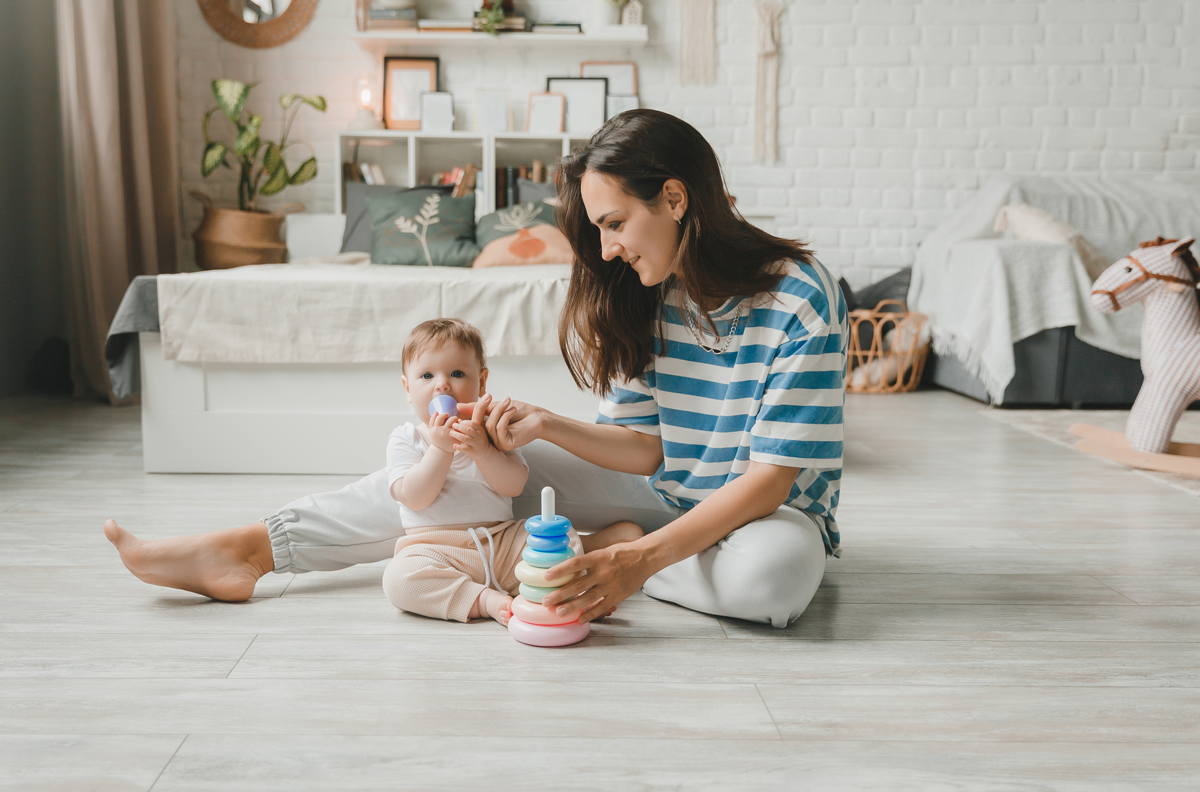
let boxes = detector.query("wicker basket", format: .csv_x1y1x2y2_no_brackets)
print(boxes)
190,192,305,270
846,299,930,394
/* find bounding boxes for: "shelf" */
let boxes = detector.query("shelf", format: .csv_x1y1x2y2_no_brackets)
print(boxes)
351,25,648,53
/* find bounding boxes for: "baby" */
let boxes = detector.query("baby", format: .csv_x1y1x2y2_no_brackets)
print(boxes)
382,318,642,624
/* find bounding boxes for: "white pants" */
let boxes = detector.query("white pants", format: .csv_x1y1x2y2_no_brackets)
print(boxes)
264,440,828,627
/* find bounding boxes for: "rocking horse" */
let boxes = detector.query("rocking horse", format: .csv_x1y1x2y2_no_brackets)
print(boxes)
1069,236,1200,476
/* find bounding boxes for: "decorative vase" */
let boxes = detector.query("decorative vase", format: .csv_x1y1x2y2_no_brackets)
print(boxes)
189,192,304,270
589,0,620,27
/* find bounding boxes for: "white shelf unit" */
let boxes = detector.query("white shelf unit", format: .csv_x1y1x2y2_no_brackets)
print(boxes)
336,131,590,216
351,25,648,54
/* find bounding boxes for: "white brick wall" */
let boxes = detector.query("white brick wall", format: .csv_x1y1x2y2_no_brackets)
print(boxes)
178,0,1200,285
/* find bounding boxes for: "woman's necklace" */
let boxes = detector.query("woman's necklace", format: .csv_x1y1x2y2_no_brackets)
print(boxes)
683,296,744,355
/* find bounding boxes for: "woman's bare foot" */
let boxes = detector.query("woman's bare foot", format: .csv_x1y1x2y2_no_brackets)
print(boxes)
103,519,274,602
470,588,514,625
580,520,645,552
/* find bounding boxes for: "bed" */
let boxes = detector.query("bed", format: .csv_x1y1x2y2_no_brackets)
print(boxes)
110,257,596,474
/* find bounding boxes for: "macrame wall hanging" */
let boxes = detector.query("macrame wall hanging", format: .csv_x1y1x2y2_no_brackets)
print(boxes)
755,1,784,163
681,0,716,85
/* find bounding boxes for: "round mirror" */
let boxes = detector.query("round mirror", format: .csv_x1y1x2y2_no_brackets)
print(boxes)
197,0,316,49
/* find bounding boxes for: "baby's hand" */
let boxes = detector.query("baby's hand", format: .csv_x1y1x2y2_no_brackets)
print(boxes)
450,419,491,460
427,411,458,454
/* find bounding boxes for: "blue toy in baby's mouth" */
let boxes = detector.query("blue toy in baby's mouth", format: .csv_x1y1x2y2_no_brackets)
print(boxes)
428,394,459,418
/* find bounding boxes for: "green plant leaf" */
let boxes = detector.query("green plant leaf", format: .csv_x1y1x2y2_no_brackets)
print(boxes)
302,96,327,113
246,114,263,136
260,164,291,196
279,93,300,110
234,127,260,158
262,143,283,174
289,157,318,185
212,79,250,123
201,142,229,177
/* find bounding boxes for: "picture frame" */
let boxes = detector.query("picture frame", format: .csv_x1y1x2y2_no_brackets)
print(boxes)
580,61,638,95
546,77,608,135
420,92,455,133
474,88,512,133
526,92,565,134
383,57,439,130
606,94,640,121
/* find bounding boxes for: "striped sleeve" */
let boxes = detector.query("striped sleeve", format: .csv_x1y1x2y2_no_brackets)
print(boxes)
596,362,661,436
750,320,845,468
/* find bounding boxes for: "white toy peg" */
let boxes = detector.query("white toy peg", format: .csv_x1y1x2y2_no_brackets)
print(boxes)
541,486,554,521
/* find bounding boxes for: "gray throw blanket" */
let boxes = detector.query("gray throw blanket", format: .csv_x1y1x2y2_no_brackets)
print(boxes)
105,276,159,400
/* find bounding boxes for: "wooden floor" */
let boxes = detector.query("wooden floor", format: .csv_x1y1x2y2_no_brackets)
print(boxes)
1,390,1198,790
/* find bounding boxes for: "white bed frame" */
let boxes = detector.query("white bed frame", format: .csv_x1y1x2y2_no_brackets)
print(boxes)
139,332,597,474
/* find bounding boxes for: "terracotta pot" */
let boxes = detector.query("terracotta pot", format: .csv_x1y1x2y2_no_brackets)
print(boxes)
189,192,305,270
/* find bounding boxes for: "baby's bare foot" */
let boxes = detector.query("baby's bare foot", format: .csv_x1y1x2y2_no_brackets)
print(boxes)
581,520,645,553
477,588,514,626
103,519,271,602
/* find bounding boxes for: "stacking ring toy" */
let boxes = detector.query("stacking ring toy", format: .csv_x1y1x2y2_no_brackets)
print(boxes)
428,394,458,417
522,545,575,568
508,616,590,647
514,559,577,588
525,532,570,552
511,596,578,625
519,582,560,604
524,514,571,537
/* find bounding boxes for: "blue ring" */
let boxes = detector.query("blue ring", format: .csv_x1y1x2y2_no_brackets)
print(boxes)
522,545,575,568
519,583,560,603
526,533,570,552
524,515,571,537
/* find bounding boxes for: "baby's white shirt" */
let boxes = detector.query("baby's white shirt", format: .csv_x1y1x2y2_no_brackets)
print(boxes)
385,422,527,528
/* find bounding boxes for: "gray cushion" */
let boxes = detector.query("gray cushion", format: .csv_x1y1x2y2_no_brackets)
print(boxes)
368,189,480,267
516,178,556,205
341,183,453,253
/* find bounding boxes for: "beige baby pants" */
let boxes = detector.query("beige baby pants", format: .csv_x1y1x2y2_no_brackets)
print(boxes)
381,519,583,623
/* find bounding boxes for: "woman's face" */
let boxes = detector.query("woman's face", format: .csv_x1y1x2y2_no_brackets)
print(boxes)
581,171,685,287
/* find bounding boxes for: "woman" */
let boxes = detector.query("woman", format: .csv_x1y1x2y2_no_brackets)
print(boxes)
105,109,846,628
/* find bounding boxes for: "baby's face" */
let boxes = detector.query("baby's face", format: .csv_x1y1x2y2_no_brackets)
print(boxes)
402,342,487,417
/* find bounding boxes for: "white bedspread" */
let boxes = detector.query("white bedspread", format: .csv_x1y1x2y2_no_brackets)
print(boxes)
909,175,1200,403
157,257,572,363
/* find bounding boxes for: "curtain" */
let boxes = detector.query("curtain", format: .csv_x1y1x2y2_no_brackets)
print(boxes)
56,0,179,402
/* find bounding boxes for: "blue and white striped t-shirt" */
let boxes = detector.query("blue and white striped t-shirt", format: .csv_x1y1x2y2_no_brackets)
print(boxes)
596,258,847,556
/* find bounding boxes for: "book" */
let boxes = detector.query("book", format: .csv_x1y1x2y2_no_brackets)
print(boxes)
367,19,417,29
359,162,375,185
370,163,386,185
530,22,582,34
418,19,472,29
369,7,416,19
495,167,507,209
505,166,517,208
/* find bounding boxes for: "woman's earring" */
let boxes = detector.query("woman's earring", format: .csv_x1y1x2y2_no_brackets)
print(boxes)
676,216,682,225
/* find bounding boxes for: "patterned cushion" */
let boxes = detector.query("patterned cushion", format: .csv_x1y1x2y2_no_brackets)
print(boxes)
368,189,479,267
473,201,573,268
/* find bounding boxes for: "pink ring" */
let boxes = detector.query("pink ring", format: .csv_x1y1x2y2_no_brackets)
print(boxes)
508,616,589,647
510,596,577,625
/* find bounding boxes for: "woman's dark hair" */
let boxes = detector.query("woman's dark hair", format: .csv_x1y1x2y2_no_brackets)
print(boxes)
556,109,813,394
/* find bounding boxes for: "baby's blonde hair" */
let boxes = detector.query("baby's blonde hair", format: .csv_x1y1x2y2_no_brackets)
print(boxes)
402,318,487,374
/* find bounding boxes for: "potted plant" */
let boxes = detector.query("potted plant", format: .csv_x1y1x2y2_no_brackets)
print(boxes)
191,79,326,269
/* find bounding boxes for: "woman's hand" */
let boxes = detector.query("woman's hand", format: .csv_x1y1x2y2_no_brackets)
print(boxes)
540,541,653,624
484,397,545,452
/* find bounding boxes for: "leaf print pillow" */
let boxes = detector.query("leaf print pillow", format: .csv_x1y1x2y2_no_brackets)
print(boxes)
473,201,573,268
367,189,479,267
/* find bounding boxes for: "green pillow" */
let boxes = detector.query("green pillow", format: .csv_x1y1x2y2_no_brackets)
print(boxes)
368,189,480,267
475,201,557,249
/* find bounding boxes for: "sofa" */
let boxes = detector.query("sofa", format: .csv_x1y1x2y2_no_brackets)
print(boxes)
909,174,1200,407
